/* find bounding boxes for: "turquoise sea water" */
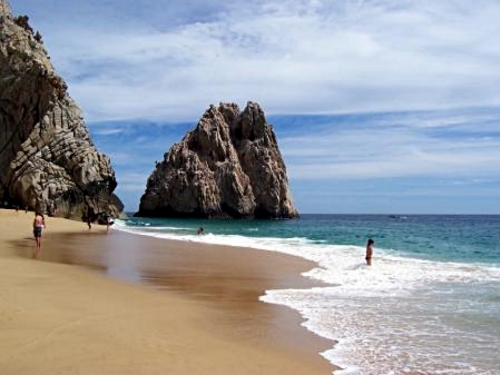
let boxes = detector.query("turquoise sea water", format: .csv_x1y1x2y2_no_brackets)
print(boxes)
116,214,500,375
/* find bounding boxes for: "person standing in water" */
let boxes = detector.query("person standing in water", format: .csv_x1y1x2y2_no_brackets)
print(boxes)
33,212,46,258
365,238,374,266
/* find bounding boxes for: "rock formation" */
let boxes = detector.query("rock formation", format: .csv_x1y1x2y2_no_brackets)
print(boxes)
0,0,123,220
137,102,298,219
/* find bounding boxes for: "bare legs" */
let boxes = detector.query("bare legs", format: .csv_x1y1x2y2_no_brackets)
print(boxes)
34,236,41,258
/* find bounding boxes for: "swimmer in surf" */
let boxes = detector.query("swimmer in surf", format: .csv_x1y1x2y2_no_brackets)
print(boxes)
365,238,374,266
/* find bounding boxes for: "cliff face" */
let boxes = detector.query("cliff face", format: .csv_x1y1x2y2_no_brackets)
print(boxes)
0,0,123,219
0,0,10,17
137,102,298,219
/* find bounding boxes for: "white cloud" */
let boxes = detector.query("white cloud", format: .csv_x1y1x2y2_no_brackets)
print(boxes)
280,119,500,180
11,0,500,122
114,172,150,196
92,128,124,136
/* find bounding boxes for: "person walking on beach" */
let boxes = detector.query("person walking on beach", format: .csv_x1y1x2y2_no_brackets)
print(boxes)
365,238,374,266
33,212,46,258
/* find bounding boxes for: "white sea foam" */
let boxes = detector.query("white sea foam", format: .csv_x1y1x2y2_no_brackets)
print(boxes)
258,245,500,374
113,222,500,375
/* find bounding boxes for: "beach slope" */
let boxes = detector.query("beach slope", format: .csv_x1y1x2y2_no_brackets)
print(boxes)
0,209,333,375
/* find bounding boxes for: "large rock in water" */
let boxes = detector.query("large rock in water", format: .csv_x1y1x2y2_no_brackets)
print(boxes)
137,102,299,219
0,0,123,220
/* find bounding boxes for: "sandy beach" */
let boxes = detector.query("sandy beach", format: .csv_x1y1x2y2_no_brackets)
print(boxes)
0,208,335,375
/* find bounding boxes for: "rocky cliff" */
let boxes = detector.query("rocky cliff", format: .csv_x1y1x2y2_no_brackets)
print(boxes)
137,102,298,219
0,0,123,220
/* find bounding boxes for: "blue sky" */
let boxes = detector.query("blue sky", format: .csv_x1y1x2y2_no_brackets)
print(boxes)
9,0,500,214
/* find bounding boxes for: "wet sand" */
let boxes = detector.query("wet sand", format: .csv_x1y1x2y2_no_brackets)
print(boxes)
0,208,336,375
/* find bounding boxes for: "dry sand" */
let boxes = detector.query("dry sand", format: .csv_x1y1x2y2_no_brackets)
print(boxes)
0,208,335,375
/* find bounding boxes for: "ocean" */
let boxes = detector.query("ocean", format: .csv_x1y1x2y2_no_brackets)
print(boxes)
114,214,500,375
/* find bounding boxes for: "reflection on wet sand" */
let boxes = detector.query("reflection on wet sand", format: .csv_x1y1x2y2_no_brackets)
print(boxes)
17,229,331,360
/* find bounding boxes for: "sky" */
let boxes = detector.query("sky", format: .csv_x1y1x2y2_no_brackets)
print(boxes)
8,0,500,214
